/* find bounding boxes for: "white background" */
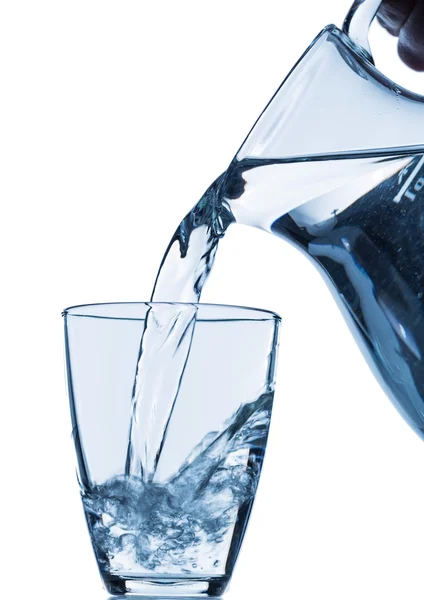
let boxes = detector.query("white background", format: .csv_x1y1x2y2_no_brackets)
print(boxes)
1,1,424,599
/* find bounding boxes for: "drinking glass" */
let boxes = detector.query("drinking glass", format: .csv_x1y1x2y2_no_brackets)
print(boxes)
63,302,280,596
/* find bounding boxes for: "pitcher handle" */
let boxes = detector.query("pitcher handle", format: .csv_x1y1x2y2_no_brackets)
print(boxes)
343,0,382,62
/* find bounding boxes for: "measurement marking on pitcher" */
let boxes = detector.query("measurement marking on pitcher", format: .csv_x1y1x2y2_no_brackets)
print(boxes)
394,156,424,203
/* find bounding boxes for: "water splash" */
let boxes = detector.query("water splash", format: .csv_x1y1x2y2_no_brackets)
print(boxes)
84,392,272,575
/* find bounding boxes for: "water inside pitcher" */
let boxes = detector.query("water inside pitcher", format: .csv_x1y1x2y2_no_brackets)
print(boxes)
218,0,424,438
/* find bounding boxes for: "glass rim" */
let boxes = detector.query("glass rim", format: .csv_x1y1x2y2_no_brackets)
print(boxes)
62,301,281,323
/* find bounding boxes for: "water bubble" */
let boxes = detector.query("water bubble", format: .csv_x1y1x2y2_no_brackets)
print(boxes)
166,527,183,539
119,533,136,550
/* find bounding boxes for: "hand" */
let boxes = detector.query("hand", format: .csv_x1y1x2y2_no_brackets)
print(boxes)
378,0,424,70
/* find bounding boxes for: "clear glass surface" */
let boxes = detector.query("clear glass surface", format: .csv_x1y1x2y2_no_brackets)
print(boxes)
64,302,280,596
225,24,424,438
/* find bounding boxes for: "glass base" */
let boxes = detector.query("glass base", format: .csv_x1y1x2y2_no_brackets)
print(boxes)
103,574,229,596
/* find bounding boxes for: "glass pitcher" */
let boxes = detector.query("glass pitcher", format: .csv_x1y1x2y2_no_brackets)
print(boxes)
155,0,424,440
